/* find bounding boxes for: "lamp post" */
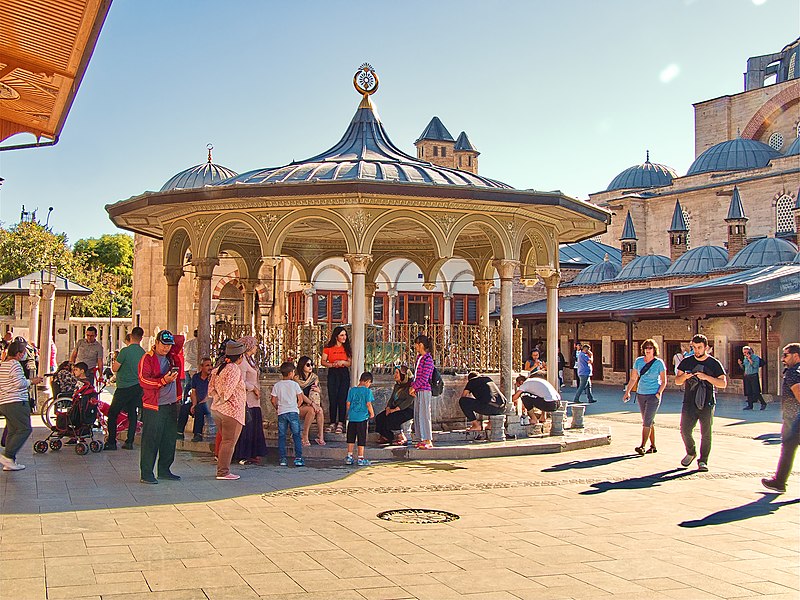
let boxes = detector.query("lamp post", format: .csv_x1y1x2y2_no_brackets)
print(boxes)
108,289,115,360
38,267,57,391
28,278,42,349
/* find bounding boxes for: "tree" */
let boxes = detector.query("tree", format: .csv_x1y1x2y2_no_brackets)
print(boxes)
0,221,77,283
72,234,134,317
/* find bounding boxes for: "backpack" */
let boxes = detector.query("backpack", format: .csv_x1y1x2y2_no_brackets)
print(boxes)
429,366,444,396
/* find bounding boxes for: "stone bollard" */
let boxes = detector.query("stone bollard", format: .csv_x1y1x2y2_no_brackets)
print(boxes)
550,409,565,435
488,415,506,441
570,403,586,429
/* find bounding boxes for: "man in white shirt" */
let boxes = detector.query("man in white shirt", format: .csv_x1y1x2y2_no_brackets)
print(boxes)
513,373,561,420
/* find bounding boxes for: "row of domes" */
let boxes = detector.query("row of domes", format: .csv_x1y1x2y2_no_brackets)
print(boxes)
570,237,799,285
606,136,798,192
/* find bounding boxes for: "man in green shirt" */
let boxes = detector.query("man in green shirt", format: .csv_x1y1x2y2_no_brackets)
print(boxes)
104,327,146,450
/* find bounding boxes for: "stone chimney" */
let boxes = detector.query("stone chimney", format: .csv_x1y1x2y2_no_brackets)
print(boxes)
668,199,689,262
725,186,748,260
619,210,638,268
414,117,456,169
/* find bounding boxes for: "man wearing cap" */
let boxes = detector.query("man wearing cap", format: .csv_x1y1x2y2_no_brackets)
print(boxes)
137,330,181,484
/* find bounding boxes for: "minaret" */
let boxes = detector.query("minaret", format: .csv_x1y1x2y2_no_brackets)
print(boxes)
415,117,455,168
725,186,748,259
668,199,689,261
454,131,480,174
794,197,800,247
619,210,638,267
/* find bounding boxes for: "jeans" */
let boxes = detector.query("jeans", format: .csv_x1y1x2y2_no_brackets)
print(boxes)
327,367,350,424
459,396,505,422
775,409,800,486
178,400,209,436
106,384,142,445
414,390,433,441
680,400,714,463
212,410,243,477
573,375,594,402
278,412,303,460
0,401,32,461
139,403,178,480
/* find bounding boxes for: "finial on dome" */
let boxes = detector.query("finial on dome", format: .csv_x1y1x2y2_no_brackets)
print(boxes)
353,63,379,109
603,253,609,262
207,143,213,164
646,150,650,163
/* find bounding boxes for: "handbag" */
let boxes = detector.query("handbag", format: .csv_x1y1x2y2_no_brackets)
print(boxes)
632,358,657,393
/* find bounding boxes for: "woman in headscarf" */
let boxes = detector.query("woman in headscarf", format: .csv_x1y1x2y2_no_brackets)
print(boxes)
374,365,414,445
295,355,325,446
208,341,246,480
232,336,267,465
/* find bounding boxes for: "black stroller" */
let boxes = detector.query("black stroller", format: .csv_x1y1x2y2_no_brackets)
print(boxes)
33,382,103,455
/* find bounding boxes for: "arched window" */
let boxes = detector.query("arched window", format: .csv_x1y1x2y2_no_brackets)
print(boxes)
682,208,691,248
776,194,796,232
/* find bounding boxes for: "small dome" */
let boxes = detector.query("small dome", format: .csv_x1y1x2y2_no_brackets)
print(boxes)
616,254,671,280
784,136,800,156
665,245,728,275
570,259,621,285
687,138,780,176
607,154,676,191
794,252,800,264
160,148,238,192
727,237,798,269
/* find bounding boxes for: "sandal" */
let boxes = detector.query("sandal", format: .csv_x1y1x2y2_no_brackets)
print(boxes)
335,423,344,434
324,424,334,433
315,437,326,446
646,446,658,454
301,440,311,447
635,446,645,456
416,442,434,450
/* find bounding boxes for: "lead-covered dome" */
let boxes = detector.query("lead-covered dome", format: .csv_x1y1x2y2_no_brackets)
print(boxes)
665,245,728,275
784,136,800,156
727,237,798,269
687,138,780,176
616,254,671,280
570,258,621,285
606,153,676,191
161,147,238,192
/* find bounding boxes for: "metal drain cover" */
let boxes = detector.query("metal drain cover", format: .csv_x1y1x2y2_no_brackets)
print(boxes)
377,509,459,524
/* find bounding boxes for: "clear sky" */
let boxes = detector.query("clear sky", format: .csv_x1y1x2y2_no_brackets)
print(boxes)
0,0,797,243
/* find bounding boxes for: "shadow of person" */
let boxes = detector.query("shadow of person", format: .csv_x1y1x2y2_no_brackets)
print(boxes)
580,468,695,495
753,433,782,445
543,455,638,472
679,493,800,528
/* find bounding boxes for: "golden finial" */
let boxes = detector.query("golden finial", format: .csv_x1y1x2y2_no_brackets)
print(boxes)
207,143,213,164
353,63,379,108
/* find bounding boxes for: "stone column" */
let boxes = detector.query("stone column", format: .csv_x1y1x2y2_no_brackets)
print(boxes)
28,287,41,350
474,279,493,325
301,283,315,324
541,271,560,390
164,266,184,334
492,260,519,403
365,282,377,325
344,254,372,387
241,278,259,334
193,258,219,361
387,288,398,339
38,282,56,382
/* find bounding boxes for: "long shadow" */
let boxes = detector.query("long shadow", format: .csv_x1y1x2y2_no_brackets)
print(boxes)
580,468,695,495
753,433,783,445
679,493,800,528
543,454,638,472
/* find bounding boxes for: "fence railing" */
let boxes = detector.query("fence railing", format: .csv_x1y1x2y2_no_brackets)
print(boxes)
211,322,522,373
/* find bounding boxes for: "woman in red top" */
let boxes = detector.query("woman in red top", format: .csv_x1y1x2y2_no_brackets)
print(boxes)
321,326,351,434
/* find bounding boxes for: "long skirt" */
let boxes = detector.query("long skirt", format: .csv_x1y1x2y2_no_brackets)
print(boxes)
232,406,267,461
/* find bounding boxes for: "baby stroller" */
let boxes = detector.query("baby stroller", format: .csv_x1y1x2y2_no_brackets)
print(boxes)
34,381,103,455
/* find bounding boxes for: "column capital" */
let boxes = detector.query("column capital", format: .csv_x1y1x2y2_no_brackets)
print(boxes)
422,282,436,291
473,279,494,295
492,259,519,280
164,266,184,285
260,256,283,269
387,288,398,298
540,270,561,289
192,257,219,279
41,283,56,301
28,294,41,309
364,282,378,296
301,285,316,297
343,253,372,274
443,291,454,300
240,278,259,292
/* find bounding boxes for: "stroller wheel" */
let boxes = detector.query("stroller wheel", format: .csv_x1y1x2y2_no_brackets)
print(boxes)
33,440,49,453
89,440,103,453
75,442,89,455
49,439,62,451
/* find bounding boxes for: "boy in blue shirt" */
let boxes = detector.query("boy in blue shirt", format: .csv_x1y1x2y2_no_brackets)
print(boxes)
345,372,375,466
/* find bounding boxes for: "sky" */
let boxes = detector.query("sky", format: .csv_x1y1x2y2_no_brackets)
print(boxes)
0,0,798,243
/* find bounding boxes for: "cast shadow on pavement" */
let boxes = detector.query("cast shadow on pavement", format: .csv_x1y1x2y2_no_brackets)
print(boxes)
678,493,800,528
542,454,638,472
752,433,783,445
579,467,695,495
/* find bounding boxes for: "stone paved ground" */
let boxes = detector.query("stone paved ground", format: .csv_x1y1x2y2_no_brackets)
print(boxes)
1,385,798,599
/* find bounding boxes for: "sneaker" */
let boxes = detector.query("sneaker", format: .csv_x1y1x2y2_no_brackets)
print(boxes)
0,454,15,469
588,399,597,403
103,441,117,451
122,442,134,450
345,455,355,465
279,458,288,467
680,453,696,467
159,472,181,481
191,435,203,442
2,460,25,471
176,433,184,440
294,458,305,467
216,473,240,480
140,477,158,484
697,461,709,472
743,406,753,411
357,457,371,466
761,478,786,493
760,403,767,411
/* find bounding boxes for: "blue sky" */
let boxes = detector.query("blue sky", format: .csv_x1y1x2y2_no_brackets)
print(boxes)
0,0,797,242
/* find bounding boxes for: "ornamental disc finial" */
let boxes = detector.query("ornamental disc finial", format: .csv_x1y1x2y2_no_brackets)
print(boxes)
353,63,379,98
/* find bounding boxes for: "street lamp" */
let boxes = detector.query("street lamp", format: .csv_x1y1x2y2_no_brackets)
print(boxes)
108,289,115,358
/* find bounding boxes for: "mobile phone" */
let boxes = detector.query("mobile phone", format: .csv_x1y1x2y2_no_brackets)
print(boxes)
169,367,180,375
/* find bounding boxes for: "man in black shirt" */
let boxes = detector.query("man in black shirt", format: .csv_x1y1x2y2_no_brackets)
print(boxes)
459,372,506,431
762,343,800,493
675,334,727,472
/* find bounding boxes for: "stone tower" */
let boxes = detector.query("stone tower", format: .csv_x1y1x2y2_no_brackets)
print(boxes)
668,199,689,261
415,116,455,168
725,186,749,259
619,211,638,267
454,131,479,174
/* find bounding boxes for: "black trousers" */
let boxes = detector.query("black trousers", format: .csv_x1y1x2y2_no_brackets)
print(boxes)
743,373,765,407
374,407,413,440
459,396,505,422
346,419,368,447
520,393,559,413
327,367,350,424
680,400,714,463
775,410,800,485
107,384,142,444
140,403,178,480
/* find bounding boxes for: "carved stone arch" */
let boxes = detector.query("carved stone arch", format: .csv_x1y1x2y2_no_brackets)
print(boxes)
213,274,244,300
465,257,495,281
200,212,269,259
268,208,357,256
219,241,262,280
447,213,512,259
163,221,196,267
741,81,800,140
375,269,392,289
361,209,447,257
312,263,351,287
365,254,405,285
516,221,556,270
274,254,309,284
450,268,477,287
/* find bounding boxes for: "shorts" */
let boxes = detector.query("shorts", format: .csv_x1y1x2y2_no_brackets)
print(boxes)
637,393,661,427
520,393,559,413
346,420,368,446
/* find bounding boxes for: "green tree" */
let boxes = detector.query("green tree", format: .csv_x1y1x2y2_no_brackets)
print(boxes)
72,234,134,318
0,221,77,283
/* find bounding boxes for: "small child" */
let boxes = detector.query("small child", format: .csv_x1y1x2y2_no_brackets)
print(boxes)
270,361,306,467
345,372,375,466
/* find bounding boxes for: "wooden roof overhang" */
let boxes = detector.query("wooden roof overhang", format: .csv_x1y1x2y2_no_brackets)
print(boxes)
0,0,112,146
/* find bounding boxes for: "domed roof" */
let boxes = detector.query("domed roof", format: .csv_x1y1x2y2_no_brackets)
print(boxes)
606,152,676,191
221,82,510,189
665,245,728,276
794,252,800,264
571,257,621,285
616,254,671,280
727,237,798,269
160,147,238,192
687,137,780,176
784,136,800,156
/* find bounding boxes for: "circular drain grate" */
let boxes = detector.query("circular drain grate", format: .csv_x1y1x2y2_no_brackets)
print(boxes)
377,508,459,524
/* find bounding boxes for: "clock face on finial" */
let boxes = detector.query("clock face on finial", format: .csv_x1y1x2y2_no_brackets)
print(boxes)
353,63,379,97
0,82,20,100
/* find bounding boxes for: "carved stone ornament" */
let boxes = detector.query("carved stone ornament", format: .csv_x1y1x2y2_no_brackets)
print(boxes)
492,259,519,280
350,209,372,239
434,213,459,235
343,253,372,274
192,217,208,234
258,213,279,236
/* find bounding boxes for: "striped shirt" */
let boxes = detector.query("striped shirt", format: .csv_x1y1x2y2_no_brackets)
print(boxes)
0,360,30,405
412,353,434,392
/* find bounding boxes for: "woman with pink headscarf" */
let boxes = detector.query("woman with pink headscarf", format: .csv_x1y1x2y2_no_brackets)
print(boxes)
232,336,267,465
